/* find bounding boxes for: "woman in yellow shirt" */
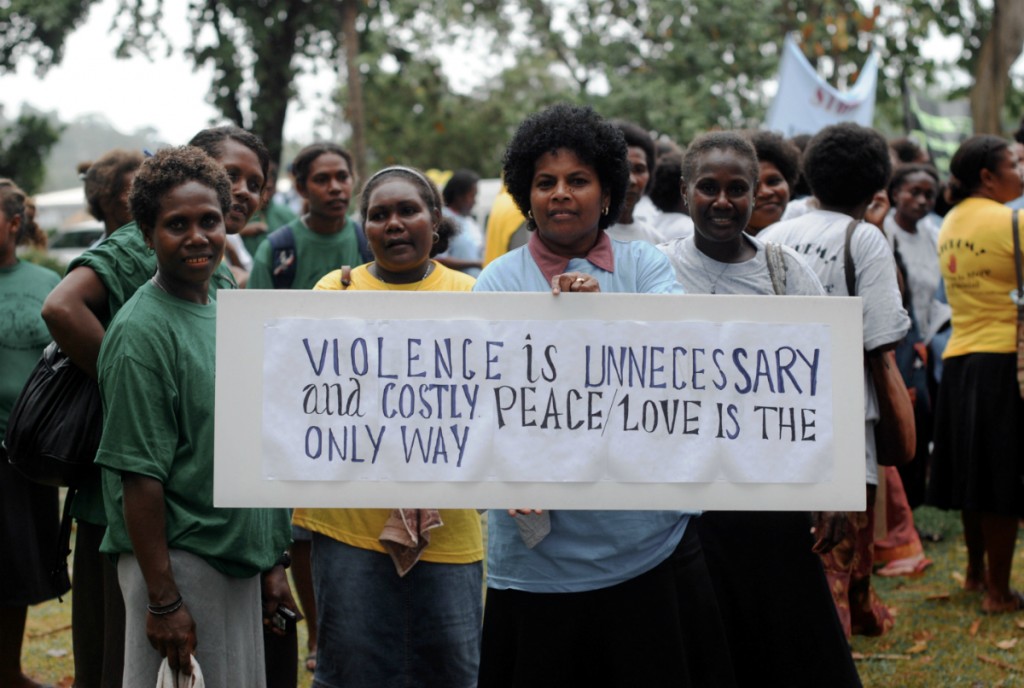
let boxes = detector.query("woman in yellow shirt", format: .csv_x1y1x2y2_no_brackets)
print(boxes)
928,135,1024,614
293,166,482,687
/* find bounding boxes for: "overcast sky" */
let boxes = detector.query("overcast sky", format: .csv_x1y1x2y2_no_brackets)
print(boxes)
0,1,367,145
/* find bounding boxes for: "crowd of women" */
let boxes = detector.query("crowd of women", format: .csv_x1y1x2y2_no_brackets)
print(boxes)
1,101,1023,688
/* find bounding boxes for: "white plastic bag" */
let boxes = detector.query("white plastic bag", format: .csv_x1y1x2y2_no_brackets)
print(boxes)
155,655,205,688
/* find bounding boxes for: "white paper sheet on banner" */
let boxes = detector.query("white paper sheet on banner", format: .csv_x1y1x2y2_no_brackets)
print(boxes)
215,290,865,510
261,318,833,485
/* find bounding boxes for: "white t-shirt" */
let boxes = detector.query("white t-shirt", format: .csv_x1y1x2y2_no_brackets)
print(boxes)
657,234,824,298
654,212,695,241
882,213,949,342
633,194,659,226
760,209,911,486
605,218,665,245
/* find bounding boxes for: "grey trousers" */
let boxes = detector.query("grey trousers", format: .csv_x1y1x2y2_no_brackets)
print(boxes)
118,549,266,688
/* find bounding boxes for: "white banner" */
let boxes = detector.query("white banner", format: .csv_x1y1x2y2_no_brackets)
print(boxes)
215,291,865,510
764,33,878,136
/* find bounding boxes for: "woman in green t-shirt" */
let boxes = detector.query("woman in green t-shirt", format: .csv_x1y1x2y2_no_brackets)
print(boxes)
0,178,64,688
95,147,294,686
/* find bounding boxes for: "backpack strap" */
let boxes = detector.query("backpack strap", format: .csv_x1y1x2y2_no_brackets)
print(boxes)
268,224,297,290
764,241,788,295
843,219,859,297
353,220,374,263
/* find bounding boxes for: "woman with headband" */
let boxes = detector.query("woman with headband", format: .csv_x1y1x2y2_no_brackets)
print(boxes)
292,165,484,688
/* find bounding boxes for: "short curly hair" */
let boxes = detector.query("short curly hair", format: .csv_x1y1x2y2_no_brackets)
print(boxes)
802,123,891,208
0,178,39,246
746,130,800,190
443,169,480,207
502,104,628,231
681,131,759,186
188,125,271,188
129,146,232,235
887,163,940,204
648,152,684,213
359,166,456,257
79,149,144,224
611,119,656,192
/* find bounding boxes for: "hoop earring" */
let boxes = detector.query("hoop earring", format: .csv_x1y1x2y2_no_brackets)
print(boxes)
432,231,440,244
527,210,534,221
602,206,609,216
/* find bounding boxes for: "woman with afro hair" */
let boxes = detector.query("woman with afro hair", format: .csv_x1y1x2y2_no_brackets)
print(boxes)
760,122,912,638
474,104,735,688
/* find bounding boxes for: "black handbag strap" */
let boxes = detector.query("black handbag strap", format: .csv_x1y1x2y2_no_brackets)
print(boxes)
52,488,75,601
1013,209,1023,319
843,219,859,297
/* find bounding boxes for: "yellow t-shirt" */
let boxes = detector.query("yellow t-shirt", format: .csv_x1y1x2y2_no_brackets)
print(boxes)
483,187,526,266
292,261,483,564
938,198,1020,357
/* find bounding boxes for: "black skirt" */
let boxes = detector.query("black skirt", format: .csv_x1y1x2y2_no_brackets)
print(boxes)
927,353,1024,516
0,457,69,605
696,511,862,688
478,525,737,688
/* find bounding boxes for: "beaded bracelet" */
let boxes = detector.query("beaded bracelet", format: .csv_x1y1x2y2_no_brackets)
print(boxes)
147,595,184,616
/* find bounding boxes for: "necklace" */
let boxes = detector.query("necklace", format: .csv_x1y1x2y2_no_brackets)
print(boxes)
696,250,730,294
372,261,433,285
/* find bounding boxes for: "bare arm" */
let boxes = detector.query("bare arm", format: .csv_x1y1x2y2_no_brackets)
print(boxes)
40,266,109,379
122,473,197,675
867,348,916,466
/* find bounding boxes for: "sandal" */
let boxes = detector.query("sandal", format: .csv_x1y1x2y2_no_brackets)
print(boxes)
875,555,933,578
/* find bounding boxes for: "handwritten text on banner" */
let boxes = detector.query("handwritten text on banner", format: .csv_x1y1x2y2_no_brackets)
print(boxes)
262,318,833,484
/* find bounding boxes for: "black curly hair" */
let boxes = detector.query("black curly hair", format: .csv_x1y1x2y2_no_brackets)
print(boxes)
681,131,759,186
129,146,232,235
443,169,480,207
611,119,656,192
502,103,629,231
359,166,456,257
292,142,355,191
746,130,800,190
946,135,1011,204
0,178,39,246
889,136,929,164
802,123,891,208
649,152,684,213
887,163,940,205
79,149,144,226
187,125,271,187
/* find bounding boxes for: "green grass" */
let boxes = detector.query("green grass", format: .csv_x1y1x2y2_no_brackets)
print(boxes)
21,507,1024,687
853,507,1024,687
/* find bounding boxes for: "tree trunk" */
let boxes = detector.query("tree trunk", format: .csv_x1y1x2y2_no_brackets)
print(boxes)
250,7,300,167
340,0,367,182
970,0,1024,134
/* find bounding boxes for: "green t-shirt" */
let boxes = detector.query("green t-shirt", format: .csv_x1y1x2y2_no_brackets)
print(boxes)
242,201,299,256
248,218,363,290
0,260,60,436
67,222,236,525
96,283,289,577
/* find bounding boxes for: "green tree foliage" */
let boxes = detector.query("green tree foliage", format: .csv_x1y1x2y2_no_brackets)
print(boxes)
0,112,64,194
0,0,97,73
